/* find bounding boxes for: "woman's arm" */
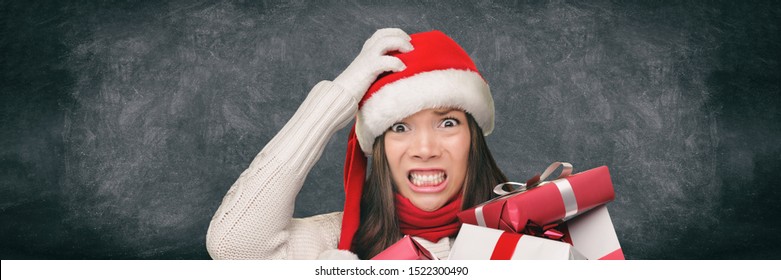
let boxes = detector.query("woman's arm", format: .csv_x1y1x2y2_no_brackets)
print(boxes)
206,29,412,259
206,81,356,259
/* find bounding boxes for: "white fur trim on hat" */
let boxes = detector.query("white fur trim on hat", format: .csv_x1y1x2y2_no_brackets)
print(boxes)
356,69,494,155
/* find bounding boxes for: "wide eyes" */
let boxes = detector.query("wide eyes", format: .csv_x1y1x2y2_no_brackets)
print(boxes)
388,118,460,133
390,123,409,133
440,118,459,128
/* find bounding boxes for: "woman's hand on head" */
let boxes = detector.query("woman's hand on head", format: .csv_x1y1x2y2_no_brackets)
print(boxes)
333,28,413,101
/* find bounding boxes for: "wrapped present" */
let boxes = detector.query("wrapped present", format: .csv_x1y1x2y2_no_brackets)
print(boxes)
458,162,615,234
371,235,438,260
448,224,585,260
561,205,625,260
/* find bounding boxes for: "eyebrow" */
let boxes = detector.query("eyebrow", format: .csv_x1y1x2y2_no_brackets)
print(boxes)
433,108,459,116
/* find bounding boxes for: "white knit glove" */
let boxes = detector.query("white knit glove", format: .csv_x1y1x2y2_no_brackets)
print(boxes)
333,28,414,101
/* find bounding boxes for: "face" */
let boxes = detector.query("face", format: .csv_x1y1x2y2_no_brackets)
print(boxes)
384,108,471,212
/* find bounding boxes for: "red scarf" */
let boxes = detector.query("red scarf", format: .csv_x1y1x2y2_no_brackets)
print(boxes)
395,193,463,243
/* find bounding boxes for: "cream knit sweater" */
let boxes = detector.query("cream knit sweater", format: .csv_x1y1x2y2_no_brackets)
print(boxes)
205,81,454,260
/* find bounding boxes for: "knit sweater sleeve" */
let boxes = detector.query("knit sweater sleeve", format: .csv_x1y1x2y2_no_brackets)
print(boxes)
206,81,357,259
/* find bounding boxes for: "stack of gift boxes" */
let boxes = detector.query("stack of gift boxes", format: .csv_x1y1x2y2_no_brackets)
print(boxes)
374,162,624,260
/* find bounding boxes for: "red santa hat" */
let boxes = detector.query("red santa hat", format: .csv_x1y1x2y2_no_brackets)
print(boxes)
338,30,495,251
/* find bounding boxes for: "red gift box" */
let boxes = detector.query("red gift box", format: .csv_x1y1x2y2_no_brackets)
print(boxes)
458,162,615,234
371,235,438,260
448,224,585,260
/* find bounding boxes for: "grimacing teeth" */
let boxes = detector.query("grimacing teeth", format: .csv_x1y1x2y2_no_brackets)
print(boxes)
408,171,447,186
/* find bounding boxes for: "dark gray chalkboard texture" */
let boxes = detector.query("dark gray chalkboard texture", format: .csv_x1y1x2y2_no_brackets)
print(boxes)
1,0,779,259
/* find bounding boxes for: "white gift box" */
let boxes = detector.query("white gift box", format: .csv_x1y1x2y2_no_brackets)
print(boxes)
448,224,586,260
565,205,625,260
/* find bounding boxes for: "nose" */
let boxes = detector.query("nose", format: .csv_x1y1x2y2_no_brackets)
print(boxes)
409,128,441,161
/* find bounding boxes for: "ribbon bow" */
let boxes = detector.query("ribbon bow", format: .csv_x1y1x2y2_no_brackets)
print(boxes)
493,162,574,196
524,222,565,241
490,162,574,241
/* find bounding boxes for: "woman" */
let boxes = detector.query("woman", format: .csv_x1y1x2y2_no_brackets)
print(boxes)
206,28,506,260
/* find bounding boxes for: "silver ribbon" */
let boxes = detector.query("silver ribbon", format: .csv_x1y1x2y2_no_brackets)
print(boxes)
493,162,573,195
554,178,578,220
491,162,579,219
474,205,487,227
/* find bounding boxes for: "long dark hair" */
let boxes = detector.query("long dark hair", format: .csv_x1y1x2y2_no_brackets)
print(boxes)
351,112,507,259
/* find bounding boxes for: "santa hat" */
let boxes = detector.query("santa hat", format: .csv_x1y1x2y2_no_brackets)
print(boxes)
338,30,495,251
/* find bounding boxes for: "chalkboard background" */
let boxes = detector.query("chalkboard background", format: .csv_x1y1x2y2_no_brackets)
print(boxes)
2,0,779,259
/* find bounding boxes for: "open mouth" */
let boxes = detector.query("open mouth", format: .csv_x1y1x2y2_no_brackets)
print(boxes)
407,169,448,193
